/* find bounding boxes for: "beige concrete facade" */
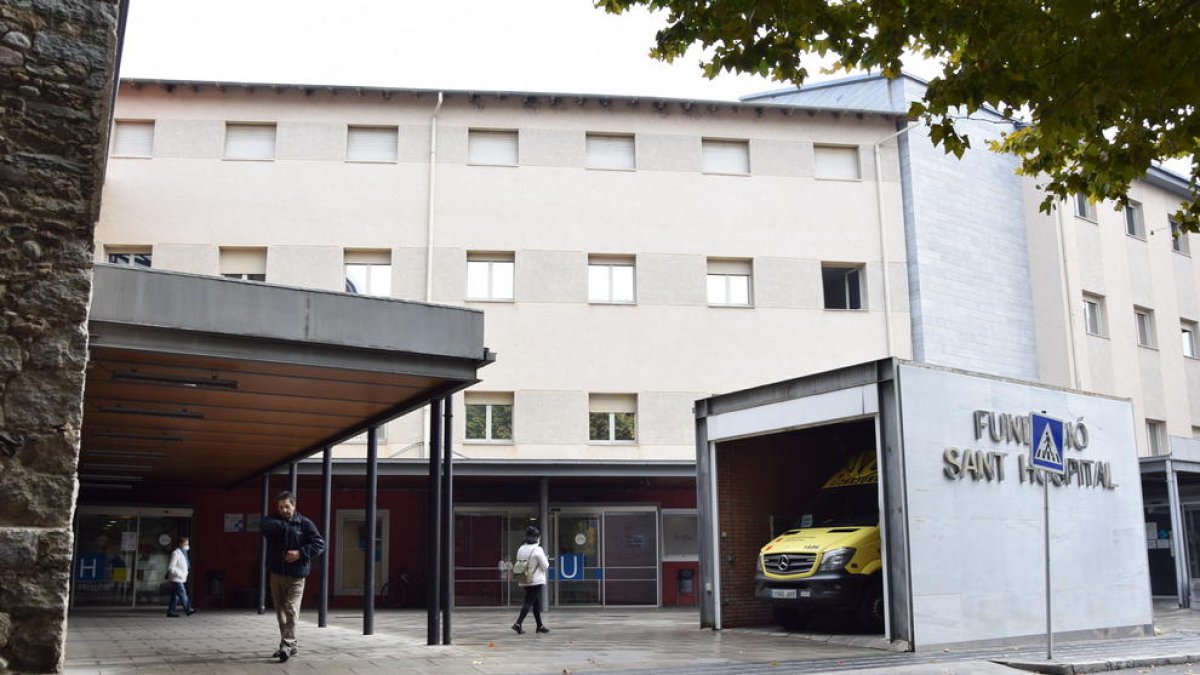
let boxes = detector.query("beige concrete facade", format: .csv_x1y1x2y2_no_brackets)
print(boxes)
97,82,913,462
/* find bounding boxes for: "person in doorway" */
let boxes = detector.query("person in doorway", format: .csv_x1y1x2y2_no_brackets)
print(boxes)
165,536,194,617
511,525,550,635
261,491,326,662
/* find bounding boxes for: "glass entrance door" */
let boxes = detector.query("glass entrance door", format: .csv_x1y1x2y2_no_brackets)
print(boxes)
71,506,193,608
134,514,192,608
553,511,601,605
602,511,659,605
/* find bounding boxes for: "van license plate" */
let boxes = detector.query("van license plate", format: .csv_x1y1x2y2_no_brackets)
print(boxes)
771,589,797,599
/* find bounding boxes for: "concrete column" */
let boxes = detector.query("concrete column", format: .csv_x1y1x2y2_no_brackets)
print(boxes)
0,0,121,670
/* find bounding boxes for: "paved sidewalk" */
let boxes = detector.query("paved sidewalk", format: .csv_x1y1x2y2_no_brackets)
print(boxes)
64,601,1200,674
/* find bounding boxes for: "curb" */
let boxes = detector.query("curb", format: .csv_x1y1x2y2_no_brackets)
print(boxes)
997,652,1200,674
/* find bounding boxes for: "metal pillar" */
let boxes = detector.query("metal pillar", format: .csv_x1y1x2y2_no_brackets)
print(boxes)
364,427,378,635
539,476,549,614
427,398,443,645
258,473,269,615
441,396,454,644
319,446,332,628
1166,459,1192,608
289,461,299,503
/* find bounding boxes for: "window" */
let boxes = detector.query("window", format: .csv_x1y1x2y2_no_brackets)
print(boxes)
586,133,635,170
1134,306,1156,347
661,510,699,561
464,393,513,442
1124,201,1145,238
814,145,861,180
219,247,266,282
1183,320,1198,358
822,264,865,310
224,123,276,160
1074,194,1097,221
1146,419,1167,456
346,126,398,162
1172,219,1191,255
106,248,151,268
112,120,154,157
344,250,391,297
1082,293,1106,336
466,253,514,301
588,256,635,303
468,129,518,166
706,258,752,306
589,394,636,442
701,139,749,175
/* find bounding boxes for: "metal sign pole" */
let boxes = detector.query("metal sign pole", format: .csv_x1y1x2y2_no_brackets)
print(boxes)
1044,474,1052,660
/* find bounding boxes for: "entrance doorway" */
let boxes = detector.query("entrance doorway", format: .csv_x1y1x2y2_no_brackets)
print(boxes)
71,506,193,608
551,507,659,606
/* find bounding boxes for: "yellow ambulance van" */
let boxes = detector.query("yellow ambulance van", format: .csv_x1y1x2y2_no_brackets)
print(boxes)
755,450,883,630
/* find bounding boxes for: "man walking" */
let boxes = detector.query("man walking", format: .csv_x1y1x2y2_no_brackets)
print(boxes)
261,491,325,662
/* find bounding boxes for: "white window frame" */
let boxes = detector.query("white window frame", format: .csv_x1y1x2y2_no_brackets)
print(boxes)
588,257,636,304
219,247,267,281
822,263,866,310
111,120,154,158
1082,293,1106,336
1074,194,1097,222
1124,201,1145,239
701,138,750,176
588,394,637,444
585,133,636,171
813,144,862,180
466,255,515,302
706,258,752,307
1146,420,1167,456
1135,306,1156,348
660,509,700,562
346,125,399,163
467,129,519,167
1183,319,1198,358
464,398,514,443
106,248,152,268
1172,219,1191,256
223,123,276,161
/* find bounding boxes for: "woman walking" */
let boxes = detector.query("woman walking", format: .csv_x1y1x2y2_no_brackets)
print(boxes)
511,525,550,634
165,536,194,617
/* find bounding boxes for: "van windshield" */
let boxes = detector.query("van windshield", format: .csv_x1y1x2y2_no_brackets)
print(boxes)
805,484,879,527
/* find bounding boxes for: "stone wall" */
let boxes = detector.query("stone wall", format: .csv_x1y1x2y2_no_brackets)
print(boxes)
0,0,119,671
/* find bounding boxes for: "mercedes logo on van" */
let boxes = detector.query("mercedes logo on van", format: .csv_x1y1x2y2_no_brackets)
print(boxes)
777,555,790,572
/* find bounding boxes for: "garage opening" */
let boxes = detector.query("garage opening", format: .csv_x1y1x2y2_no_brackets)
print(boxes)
715,419,884,633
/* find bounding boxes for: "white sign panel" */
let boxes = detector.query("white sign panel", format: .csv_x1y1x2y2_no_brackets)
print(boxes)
897,364,1151,648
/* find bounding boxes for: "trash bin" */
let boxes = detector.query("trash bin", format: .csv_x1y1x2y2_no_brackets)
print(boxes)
676,568,695,605
206,570,225,607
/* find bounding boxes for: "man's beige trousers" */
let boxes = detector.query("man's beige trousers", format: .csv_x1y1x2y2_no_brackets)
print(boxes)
269,573,305,649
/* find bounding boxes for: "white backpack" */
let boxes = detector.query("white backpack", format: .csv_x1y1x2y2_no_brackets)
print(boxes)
512,548,536,584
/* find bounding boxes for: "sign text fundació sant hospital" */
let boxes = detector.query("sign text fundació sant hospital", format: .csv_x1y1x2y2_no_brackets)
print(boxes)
942,410,1117,489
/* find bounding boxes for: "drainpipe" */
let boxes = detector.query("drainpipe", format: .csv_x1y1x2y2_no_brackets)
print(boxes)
873,124,912,357
425,91,444,302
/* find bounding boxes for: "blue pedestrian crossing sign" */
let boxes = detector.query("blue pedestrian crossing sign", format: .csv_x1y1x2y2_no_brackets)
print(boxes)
1030,413,1065,474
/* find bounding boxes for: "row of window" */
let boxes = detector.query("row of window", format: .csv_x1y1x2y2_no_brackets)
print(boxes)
106,249,868,310
1074,194,1191,255
111,120,865,179
1082,292,1198,355
465,394,637,443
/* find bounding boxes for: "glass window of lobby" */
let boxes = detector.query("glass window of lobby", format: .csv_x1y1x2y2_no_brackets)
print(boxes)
111,120,154,158
465,393,513,442
588,256,636,303
467,253,514,301
707,258,752,306
589,394,636,442
344,250,391,297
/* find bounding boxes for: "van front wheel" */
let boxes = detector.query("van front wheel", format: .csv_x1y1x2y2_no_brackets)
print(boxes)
855,577,884,632
772,606,808,631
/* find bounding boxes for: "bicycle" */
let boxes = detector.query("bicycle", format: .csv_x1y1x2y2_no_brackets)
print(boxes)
378,571,413,608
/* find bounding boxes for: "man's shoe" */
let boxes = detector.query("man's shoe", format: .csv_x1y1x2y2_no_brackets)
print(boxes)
511,623,524,635
287,647,298,658
271,649,285,660
166,613,180,618
277,649,289,663
185,609,195,616
536,626,550,633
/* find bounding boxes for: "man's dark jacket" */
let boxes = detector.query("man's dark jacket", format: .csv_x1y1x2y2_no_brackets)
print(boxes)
261,513,325,578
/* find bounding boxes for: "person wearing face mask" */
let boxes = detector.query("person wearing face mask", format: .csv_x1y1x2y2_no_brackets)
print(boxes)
260,491,325,662
166,536,194,617
511,525,550,635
